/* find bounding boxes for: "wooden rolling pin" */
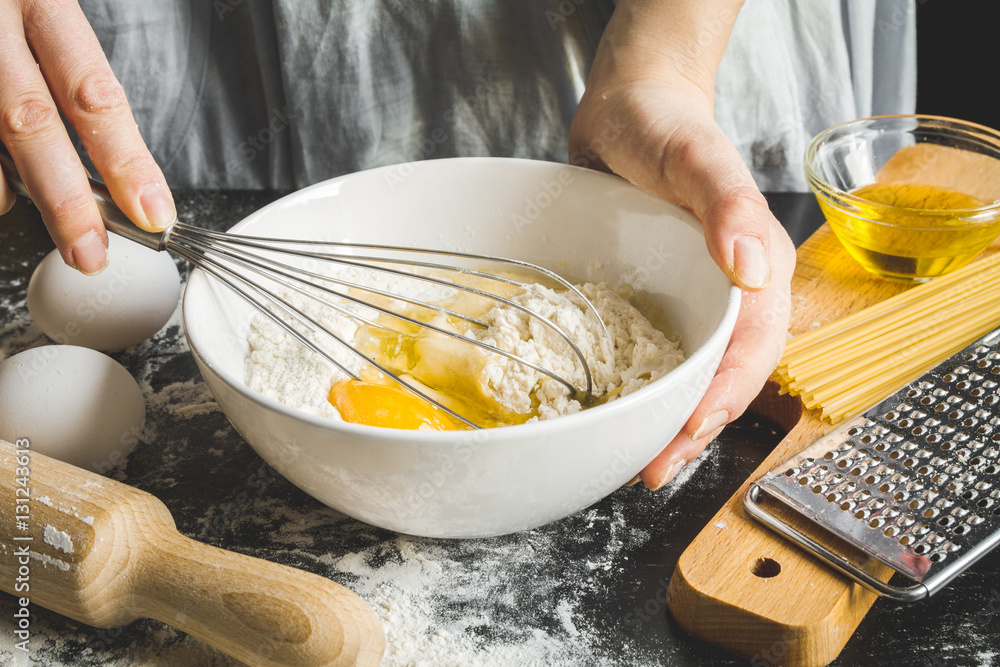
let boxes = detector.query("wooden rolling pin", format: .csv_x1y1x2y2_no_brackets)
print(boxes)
0,440,384,666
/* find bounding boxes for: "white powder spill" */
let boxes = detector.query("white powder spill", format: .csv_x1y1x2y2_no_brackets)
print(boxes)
320,535,615,667
43,525,74,554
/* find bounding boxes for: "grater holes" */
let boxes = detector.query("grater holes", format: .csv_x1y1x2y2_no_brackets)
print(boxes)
859,434,875,445
884,411,899,421
938,516,956,528
943,373,958,383
923,508,939,518
956,380,972,391
978,498,994,508
929,552,948,563
971,388,985,398
978,359,991,368
914,543,931,555
884,526,899,537
953,524,970,536
948,410,962,419
920,396,934,406
868,517,884,529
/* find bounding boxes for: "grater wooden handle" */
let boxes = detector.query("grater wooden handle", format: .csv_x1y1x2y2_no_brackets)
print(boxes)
665,225,1000,667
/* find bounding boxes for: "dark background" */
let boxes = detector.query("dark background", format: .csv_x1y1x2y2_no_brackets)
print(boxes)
915,4,996,130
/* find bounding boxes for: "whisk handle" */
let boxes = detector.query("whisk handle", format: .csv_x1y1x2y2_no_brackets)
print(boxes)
0,144,171,252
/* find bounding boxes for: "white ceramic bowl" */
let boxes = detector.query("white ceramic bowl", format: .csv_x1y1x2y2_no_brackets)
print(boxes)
183,158,740,538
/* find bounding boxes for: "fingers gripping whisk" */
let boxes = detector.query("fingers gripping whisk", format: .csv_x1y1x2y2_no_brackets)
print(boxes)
0,151,609,429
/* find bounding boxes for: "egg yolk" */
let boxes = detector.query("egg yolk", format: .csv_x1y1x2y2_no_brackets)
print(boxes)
329,379,461,431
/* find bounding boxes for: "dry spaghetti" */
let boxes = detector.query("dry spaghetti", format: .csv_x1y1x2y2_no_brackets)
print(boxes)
775,251,1000,423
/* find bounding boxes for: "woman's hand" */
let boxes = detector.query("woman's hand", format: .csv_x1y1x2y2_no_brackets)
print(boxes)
570,0,795,490
0,0,174,274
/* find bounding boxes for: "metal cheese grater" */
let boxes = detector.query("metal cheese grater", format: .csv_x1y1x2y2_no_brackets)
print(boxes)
745,326,1000,601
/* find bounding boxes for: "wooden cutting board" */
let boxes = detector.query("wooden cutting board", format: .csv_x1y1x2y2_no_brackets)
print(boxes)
667,223,1000,667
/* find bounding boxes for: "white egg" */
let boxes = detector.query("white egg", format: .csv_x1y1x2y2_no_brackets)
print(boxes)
27,235,181,352
0,346,146,473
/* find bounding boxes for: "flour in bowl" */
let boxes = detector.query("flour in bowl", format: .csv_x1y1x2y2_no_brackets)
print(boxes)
244,268,685,428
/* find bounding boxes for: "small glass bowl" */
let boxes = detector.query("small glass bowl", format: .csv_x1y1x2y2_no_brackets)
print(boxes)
805,115,1000,282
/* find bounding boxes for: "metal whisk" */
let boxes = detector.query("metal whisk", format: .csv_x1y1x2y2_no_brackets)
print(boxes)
1,151,607,429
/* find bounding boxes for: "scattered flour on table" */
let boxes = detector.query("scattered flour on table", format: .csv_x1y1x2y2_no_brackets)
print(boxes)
245,267,685,423
319,530,629,667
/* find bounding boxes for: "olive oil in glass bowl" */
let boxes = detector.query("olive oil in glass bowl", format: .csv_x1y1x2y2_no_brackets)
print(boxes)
805,115,1000,282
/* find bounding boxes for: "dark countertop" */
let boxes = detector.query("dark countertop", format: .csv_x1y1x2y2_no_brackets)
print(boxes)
1,188,998,666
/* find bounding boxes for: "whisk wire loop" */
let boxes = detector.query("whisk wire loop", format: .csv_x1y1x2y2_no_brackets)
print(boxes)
170,242,483,429
174,231,587,400
166,225,610,427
